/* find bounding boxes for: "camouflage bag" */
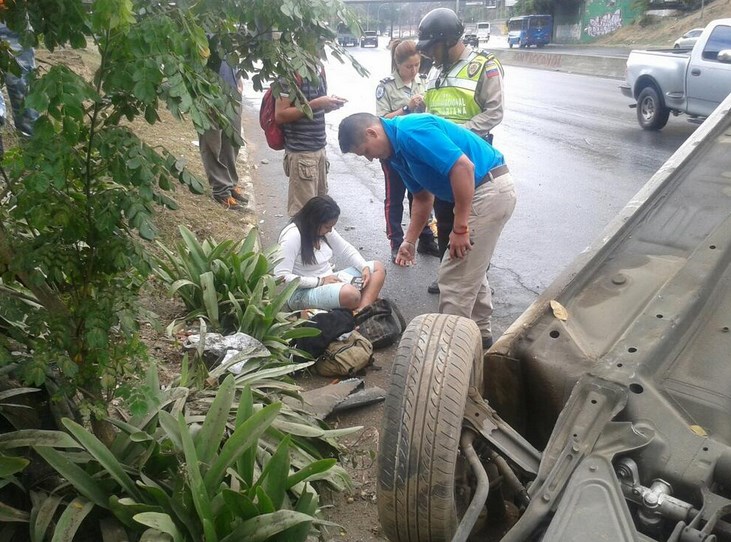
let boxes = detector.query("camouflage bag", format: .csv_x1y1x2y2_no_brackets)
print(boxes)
315,331,374,377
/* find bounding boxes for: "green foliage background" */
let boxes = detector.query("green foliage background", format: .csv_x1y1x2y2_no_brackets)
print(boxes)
0,0,367,539
0,0,363,423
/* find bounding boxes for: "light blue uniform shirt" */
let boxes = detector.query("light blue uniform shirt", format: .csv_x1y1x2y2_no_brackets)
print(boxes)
381,114,504,203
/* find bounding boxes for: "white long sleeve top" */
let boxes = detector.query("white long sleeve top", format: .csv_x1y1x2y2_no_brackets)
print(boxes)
274,223,368,289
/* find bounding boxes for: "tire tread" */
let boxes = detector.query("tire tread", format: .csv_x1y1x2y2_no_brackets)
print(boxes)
378,314,482,542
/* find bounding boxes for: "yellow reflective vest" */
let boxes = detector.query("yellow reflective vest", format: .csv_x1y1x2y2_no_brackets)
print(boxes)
424,50,503,125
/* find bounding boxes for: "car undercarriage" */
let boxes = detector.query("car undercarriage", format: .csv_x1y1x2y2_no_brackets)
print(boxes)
377,91,731,541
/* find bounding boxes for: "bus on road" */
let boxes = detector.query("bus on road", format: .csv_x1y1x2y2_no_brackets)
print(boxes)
507,15,553,48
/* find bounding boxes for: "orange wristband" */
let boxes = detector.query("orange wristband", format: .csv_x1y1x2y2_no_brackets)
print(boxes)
453,227,469,235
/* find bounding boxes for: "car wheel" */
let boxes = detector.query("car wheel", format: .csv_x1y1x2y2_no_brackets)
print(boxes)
637,86,670,130
509,42,514,48
378,313,484,542
674,43,680,48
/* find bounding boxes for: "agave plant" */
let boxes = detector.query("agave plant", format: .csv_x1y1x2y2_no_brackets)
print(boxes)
0,360,358,541
154,226,318,362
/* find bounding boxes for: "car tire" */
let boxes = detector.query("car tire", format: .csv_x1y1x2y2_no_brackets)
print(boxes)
637,86,670,131
509,42,514,48
377,313,484,542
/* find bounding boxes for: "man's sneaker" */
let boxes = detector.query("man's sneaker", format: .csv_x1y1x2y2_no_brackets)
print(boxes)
230,187,248,204
214,195,245,212
417,238,440,257
427,280,440,294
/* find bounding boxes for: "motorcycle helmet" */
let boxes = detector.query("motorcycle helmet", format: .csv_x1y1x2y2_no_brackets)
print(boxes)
416,8,464,52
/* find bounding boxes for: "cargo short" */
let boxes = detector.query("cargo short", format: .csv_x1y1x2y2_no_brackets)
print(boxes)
283,148,329,216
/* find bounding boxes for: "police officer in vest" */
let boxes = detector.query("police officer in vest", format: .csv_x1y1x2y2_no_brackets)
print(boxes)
417,7,505,294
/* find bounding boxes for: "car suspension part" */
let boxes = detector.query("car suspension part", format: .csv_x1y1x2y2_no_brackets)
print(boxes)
616,457,731,541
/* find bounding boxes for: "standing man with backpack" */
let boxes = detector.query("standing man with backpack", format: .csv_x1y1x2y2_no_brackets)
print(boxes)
274,67,347,217
416,8,505,296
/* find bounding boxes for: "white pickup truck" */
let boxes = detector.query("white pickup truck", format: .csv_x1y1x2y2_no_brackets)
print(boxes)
620,18,731,130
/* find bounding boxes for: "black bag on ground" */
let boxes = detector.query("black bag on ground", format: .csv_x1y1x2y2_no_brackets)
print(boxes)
354,298,406,349
294,309,355,360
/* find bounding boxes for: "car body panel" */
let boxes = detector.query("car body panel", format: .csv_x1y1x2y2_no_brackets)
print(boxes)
686,22,731,116
486,92,731,540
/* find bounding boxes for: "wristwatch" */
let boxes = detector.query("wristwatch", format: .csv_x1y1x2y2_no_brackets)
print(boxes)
402,105,410,114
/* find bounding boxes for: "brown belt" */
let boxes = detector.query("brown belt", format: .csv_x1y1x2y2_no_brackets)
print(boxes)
477,164,509,187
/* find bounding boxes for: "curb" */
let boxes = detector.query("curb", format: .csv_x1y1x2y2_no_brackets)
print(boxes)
494,49,627,80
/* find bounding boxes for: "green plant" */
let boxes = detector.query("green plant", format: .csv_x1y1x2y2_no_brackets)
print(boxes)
0,0,365,438
154,226,318,360
0,362,358,541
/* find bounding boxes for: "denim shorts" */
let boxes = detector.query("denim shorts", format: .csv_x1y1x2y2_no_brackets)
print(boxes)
287,262,376,311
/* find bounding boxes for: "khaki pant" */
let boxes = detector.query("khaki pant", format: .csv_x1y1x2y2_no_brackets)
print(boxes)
199,104,241,199
437,172,516,339
283,148,329,216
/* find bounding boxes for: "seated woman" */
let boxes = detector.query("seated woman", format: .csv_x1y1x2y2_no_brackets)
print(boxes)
274,195,386,311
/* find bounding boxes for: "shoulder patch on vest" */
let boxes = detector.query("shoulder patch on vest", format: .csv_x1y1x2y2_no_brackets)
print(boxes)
376,84,386,99
379,75,395,84
467,61,482,78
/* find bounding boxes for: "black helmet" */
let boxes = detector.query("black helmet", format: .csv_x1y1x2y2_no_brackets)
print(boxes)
417,8,464,51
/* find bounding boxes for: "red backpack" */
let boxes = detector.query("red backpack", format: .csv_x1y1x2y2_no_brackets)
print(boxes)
259,74,307,151
259,86,286,150
259,72,324,151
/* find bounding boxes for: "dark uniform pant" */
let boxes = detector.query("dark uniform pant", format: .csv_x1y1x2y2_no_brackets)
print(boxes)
381,160,434,251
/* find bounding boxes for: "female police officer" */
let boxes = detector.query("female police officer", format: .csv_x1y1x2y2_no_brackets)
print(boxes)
375,39,439,262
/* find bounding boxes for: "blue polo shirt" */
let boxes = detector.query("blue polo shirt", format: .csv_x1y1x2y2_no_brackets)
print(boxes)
381,114,504,203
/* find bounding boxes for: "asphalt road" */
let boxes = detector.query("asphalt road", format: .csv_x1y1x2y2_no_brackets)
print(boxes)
243,39,698,339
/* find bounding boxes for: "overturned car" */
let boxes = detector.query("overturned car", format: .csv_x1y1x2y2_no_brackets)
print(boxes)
377,92,731,541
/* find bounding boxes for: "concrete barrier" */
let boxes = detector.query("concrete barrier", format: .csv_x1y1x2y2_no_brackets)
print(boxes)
494,48,627,80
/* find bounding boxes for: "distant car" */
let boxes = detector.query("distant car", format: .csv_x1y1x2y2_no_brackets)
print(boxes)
463,33,479,47
475,21,491,43
673,27,703,49
338,33,358,47
360,31,378,47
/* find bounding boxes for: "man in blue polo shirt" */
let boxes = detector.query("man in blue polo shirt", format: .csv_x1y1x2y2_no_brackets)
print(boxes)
338,112,516,348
